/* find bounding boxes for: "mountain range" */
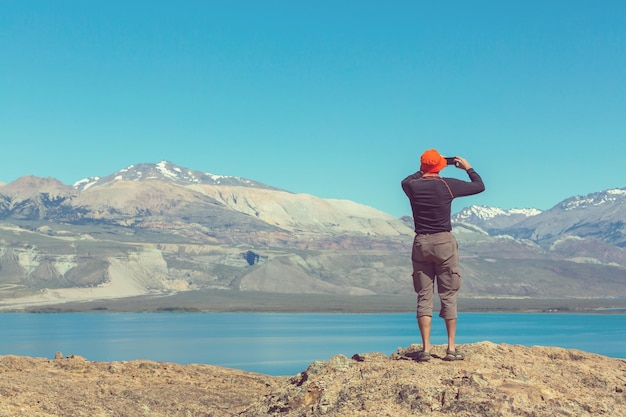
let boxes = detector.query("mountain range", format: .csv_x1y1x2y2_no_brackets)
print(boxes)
0,161,624,310
452,188,626,248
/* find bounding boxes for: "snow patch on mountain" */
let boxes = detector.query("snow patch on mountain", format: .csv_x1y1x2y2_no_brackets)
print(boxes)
560,188,626,211
454,205,542,221
549,235,584,250
73,177,100,190
73,161,267,191
607,188,626,196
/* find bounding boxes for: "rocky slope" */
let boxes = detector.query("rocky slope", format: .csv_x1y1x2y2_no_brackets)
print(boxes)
1,342,624,417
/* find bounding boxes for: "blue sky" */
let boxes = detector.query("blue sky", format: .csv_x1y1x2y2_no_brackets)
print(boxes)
2,1,625,218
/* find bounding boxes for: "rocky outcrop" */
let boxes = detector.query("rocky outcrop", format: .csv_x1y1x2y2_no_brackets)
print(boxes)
0,353,284,417
1,342,624,417
244,342,626,416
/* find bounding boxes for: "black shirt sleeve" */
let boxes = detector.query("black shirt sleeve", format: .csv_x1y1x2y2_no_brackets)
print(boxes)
447,168,485,198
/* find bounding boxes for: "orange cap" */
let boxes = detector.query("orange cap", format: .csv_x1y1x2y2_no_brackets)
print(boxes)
420,149,447,173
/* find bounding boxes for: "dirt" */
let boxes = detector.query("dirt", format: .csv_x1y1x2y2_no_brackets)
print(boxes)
1,342,625,417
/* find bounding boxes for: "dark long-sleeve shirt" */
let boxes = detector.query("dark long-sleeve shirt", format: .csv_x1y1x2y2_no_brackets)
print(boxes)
401,169,485,234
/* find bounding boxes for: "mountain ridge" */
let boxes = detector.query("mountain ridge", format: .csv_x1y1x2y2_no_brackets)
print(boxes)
452,205,543,231
0,161,625,309
73,160,282,191
453,186,626,248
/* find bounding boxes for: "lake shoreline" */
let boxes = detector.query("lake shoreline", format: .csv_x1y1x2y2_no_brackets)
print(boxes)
5,290,626,314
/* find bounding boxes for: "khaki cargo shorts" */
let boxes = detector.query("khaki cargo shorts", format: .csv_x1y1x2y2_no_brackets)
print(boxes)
411,231,461,319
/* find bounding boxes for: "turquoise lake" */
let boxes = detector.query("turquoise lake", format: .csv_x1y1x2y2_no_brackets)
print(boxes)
1,312,624,376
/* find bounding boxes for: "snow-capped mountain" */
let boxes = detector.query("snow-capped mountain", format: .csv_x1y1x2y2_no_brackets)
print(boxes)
503,187,626,248
2,161,410,240
73,160,278,191
559,188,626,211
454,188,626,248
452,205,542,231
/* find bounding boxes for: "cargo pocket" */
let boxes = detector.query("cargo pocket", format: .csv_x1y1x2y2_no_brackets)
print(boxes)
437,266,461,293
448,267,461,292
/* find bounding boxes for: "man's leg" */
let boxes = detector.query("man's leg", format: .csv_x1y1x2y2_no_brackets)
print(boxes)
417,315,433,352
434,232,461,355
445,318,457,352
415,277,435,352
412,235,436,353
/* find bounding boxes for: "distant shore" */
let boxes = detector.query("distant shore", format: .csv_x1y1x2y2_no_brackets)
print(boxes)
5,290,625,314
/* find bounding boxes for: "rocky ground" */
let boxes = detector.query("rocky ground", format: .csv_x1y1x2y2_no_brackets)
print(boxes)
0,342,624,417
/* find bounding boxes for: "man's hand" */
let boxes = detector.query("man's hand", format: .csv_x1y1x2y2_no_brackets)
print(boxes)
453,156,472,170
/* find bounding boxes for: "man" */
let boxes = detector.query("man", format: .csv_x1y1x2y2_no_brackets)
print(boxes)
401,149,485,362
